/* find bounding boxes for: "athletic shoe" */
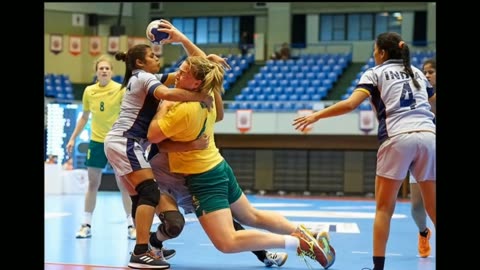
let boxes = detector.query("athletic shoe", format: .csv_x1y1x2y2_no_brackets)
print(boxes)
128,250,170,269
316,231,336,269
149,240,176,260
418,228,431,258
128,226,137,240
162,247,176,260
291,225,335,269
150,245,176,260
264,251,288,267
75,224,91,238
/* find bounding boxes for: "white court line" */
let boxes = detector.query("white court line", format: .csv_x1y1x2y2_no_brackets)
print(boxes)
276,210,406,219
45,212,71,219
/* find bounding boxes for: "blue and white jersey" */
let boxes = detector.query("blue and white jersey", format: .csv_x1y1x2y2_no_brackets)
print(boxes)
355,59,435,144
108,69,167,140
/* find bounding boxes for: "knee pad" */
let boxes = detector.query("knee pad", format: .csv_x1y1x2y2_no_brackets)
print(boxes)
130,195,139,219
135,179,160,207
158,211,185,238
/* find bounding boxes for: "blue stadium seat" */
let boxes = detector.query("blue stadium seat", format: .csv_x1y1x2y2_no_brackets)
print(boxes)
300,94,311,101
226,73,236,84
289,94,299,101
315,58,326,66
306,86,316,95
273,87,283,95
294,87,305,95
237,102,249,110
263,87,273,95
252,87,262,95
283,102,294,111
284,87,294,95
274,73,284,80
278,94,288,101
305,72,315,80
295,59,305,65
45,85,55,97
256,94,266,101
316,72,326,80
289,80,299,88
318,87,328,97
311,65,321,73
322,65,332,73
312,94,322,101
293,102,305,111
290,66,300,73
261,102,273,111
267,94,277,101
235,94,245,101
229,102,239,110
272,102,283,111
300,79,310,88
223,80,230,91
241,87,252,95
285,59,295,67
300,66,310,73
295,73,305,80
279,66,289,73
279,80,289,88
247,80,257,88
269,79,279,87
251,102,262,111
322,79,333,89
264,72,274,80
310,79,321,88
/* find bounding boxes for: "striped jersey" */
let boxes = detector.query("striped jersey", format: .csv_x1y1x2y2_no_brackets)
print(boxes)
108,69,167,140
355,59,435,144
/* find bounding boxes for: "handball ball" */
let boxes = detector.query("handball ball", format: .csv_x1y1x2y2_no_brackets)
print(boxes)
146,20,169,45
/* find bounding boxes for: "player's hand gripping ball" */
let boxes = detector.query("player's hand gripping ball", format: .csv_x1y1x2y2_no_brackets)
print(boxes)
146,20,169,45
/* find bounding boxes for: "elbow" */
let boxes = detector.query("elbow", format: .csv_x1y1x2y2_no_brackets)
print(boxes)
154,87,168,100
345,102,357,112
342,99,358,112
146,130,156,143
216,114,224,122
147,124,159,143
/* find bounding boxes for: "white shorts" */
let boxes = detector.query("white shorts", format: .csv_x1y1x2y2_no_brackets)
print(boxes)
104,134,151,176
377,131,435,182
149,151,194,214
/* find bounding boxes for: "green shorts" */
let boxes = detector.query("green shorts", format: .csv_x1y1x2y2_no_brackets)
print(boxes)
85,140,108,169
186,160,243,217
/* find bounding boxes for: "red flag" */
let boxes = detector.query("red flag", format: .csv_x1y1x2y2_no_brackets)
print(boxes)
69,36,81,56
107,36,120,55
89,36,101,56
50,34,63,55
236,109,252,133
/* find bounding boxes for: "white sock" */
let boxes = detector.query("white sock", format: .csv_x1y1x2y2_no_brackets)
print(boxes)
127,214,134,227
284,235,300,254
83,212,93,226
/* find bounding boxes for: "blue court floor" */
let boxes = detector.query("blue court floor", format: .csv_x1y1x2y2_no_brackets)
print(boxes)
45,192,435,270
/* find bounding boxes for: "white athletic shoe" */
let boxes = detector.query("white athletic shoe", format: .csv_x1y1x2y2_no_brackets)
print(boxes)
264,251,288,267
128,226,136,240
75,224,91,238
